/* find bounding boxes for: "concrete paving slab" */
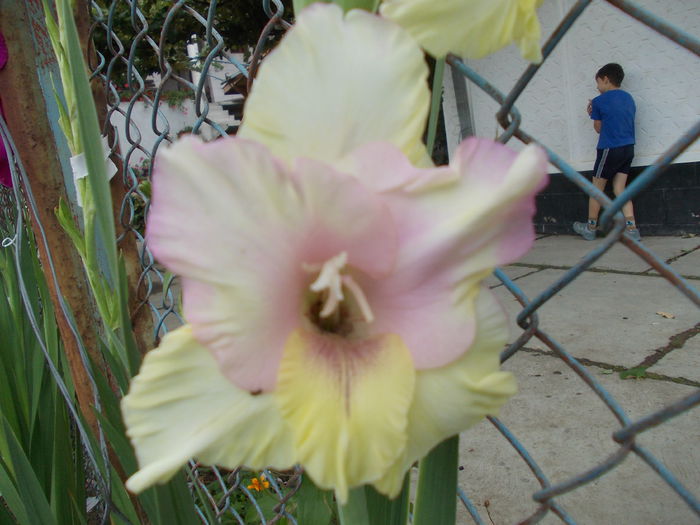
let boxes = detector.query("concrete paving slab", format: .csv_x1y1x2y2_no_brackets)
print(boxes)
647,334,700,383
489,269,699,367
456,352,700,525
667,248,700,279
518,234,607,268
517,235,700,274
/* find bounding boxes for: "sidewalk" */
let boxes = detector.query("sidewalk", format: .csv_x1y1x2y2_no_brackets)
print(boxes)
457,234,700,524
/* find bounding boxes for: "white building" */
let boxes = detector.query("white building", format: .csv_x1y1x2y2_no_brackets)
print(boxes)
443,0,700,172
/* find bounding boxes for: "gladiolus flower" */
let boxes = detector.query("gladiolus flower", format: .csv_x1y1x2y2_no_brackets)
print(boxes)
380,0,544,62
121,4,548,503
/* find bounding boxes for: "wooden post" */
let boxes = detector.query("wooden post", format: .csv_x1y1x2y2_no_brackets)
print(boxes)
0,0,105,439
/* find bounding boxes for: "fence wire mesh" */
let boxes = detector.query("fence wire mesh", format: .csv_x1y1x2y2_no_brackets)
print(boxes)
1,0,699,523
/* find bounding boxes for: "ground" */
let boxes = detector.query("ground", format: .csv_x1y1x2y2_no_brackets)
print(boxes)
458,234,700,524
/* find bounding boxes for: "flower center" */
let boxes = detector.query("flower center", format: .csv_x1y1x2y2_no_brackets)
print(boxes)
303,252,374,336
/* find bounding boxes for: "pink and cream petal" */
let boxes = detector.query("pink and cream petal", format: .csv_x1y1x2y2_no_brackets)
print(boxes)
122,326,296,493
147,136,298,287
274,329,415,503
349,139,547,370
238,4,431,168
373,289,517,496
380,0,544,62
148,137,397,391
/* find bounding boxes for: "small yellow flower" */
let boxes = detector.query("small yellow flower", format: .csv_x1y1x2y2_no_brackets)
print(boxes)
247,474,270,492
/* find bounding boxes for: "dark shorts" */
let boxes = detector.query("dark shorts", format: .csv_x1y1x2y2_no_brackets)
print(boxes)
593,145,634,180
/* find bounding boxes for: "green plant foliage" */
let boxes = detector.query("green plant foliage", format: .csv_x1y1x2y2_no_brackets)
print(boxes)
295,476,336,525
412,436,459,525
0,227,86,524
92,0,276,86
620,366,648,380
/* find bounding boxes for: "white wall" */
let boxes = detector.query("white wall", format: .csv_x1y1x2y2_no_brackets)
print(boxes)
445,0,700,172
111,99,207,165
111,52,247,165
207,52,247,104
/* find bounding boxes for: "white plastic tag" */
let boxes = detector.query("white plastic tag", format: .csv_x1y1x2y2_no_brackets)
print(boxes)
69,135,118,206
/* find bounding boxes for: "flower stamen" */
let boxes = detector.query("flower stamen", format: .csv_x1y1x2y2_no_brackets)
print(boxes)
309,252,347,318
341,274,374,323
305,252,374,325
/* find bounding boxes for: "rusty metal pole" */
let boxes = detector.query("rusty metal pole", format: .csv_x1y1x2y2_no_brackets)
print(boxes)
0,0,104,438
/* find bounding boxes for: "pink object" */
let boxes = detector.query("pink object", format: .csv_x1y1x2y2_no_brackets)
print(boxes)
0,31,11,188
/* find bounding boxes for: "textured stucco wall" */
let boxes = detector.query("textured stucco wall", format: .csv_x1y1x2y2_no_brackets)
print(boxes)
444,0,700,172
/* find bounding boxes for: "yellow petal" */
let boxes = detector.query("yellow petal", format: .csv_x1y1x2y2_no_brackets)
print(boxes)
275,328,415,503
374,289,516,496
122,326,296,493
239,4,431,167
381,0,544,62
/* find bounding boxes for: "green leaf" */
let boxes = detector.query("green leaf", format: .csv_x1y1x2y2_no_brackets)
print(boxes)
56,198,86,260
0,454,30,525
50,400,86,524
107,465,143,525
151,473,201,525
338,487,371,525
426,58,445,157
293,0,325,15
117,256,144,376
332,0,381,12
188,467,220,524
0,494,18,523
0,415,57,525
51,79,76,152
295,476,335,525
365,475,410,525
292,0,380,15
620,366,647,380
57,0,119,291
413,436,459,525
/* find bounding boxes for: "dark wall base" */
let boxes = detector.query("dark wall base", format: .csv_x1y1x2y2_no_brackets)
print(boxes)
534,161,700,235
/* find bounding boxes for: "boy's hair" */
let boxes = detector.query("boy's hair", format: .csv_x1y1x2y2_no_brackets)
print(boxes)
596,63,624,86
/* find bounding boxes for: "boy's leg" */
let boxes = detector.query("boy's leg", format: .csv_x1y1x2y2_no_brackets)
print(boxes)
612,172,634,221
588,176,608,226
612,171,641,239
574,176,607,240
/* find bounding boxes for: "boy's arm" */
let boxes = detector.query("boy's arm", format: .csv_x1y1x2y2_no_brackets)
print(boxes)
589,97,601,134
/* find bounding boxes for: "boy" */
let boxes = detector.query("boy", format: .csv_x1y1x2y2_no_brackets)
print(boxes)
573,63,640,241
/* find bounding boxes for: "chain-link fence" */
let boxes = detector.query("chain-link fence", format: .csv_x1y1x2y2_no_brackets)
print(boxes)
1,0,699,523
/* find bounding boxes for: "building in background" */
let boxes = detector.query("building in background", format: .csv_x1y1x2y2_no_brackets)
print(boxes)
443,0,700,234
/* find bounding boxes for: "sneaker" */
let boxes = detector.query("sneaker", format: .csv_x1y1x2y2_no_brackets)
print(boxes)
573,221,596,241
625,228,641,241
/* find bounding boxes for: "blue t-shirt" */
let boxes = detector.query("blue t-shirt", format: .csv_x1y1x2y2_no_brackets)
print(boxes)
590,89,636,149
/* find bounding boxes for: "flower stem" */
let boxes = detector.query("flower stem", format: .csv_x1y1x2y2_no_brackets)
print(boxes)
426,58,445,157
413,435,459,525
364,476,410,525
338,487,371,525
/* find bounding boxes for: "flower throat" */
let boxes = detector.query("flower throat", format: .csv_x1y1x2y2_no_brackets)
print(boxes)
303,252,374,336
